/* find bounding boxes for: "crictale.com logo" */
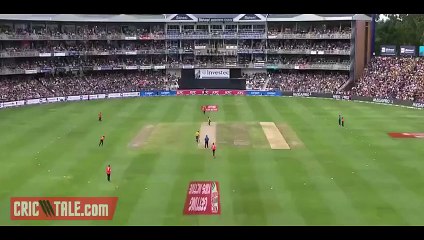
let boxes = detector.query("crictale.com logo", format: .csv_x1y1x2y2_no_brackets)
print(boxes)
10,197,118,220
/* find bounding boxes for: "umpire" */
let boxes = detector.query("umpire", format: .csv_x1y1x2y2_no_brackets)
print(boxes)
204,134,209,148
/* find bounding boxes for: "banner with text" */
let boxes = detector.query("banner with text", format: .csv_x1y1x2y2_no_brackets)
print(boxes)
177,90,245,96
400,46,416,56
380,45,397,56
195,69,230,79
183,181,220,215
201,105,219,112
245,90,282,96
10,197,118,220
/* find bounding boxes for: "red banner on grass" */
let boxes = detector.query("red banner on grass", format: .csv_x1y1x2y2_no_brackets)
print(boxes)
183,181,221,215
177,90,245,96
10,197,118,220
201,105,219,112
388,132,424,138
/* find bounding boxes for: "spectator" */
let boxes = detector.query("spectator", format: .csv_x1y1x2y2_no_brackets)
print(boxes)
352,57,424,102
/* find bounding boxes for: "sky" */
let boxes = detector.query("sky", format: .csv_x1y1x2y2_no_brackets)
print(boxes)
379,14,389,22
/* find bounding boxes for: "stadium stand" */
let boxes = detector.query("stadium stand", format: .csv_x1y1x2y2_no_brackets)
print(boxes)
0,14,391,103
352,57,424,102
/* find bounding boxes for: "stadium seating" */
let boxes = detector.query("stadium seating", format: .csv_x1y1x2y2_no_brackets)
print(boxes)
352,57,424,102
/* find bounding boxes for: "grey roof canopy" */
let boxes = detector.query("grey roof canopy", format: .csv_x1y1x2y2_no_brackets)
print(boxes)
0,14,371,23
0,14,167,22
266,14,372,21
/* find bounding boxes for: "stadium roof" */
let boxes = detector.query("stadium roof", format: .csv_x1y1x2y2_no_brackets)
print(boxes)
0,14,167,22
267,14,372,21
193,14,240,19
0,14,371,23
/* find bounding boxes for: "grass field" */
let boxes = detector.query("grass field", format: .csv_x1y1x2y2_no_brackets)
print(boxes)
0,96,424,225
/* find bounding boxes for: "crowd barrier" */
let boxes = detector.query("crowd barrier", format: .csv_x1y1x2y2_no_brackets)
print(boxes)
1,90,423,110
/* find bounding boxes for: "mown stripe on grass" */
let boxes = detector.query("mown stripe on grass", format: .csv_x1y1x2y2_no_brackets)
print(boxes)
263,97,363,225
125,97,198,225
10,99,140,226
224,97,268,225
50,97,175,226
240,96,307,225
293,98,411,225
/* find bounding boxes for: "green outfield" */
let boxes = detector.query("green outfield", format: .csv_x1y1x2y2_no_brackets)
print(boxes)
1,96,424,225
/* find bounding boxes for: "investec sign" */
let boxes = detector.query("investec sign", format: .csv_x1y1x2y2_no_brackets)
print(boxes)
195,69,230,79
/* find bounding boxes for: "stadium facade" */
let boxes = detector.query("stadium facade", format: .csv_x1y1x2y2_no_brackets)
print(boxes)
0,14,372,88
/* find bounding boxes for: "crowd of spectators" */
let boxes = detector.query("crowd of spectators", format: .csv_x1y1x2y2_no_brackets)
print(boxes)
0,24,165,37
0,41,168,53
0,71,179,101
352,57,424,102
0,24,271,38
266,72,349,93
0,40,350,54
167,28,264,36
267,40,350,51
266,56,349,65
244,73,268,90
5,57,424,103
0,76,51,101
0,23,351,39
243,71,349,92
268,25,352,36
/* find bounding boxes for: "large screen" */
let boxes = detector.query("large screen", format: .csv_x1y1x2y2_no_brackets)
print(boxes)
180,69,245,89
419,46,424,57
380,45,397,56
400,46,416,56
195,69,230,79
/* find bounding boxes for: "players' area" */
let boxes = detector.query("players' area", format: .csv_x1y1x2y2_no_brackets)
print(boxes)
1,96,424,225
129,121,297,151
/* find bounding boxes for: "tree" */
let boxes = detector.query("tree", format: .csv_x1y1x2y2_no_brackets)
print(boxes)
375,14,424,53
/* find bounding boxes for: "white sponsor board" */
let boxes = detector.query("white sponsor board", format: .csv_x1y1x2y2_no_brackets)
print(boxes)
108,93,122,98
125,36,137,40
98,94,106,99
412,102,424,108
310,51,317,55
3,100,25,108
89,95,98,100
153,65,166,70
125,66,138,70
225,45,238,50
195,69,230,79
54,52,66,57
25,69,38,74
39,53,52,57
195,45,206,50
0,102,2,108
122,92,140,97
373,98,393,104
27,99,41,105
67,96,81,101
39,98,47,103
46,97,65,103
293,92,311,97
3,101,17,108
125,51,137,55
139,66,152,70
81,95,89,100
47,97,59,103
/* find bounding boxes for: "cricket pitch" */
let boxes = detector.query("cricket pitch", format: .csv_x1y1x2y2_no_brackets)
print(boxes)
260,122,291,150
